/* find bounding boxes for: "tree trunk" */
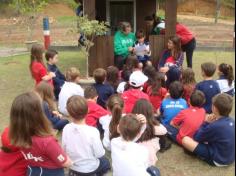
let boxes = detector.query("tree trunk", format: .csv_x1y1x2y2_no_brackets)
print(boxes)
215,0,221,24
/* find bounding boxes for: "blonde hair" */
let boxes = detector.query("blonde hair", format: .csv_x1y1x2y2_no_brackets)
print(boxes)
65,67,80,82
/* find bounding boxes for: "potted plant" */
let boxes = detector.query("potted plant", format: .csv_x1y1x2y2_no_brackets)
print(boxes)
70,15,109,81
11,0,48,50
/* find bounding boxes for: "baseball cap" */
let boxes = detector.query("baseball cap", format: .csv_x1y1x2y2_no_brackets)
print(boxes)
1,127,19,152
129,71,148,87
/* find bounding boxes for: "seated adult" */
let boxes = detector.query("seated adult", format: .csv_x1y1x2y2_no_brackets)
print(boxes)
157,36,184,88
114,22,136,70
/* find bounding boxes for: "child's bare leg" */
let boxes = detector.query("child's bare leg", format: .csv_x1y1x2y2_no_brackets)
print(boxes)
182,136,199,152
146,60,152,66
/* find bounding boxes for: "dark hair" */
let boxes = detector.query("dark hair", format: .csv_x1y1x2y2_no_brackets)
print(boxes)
120,22,131,32
201,62,216,77
84,86,98,99
93,68,107,84
119,114,141,141
150,72,165,96
29,44,45,77
212,93,233,116
181,68,196,85
169,81,184,99
143,65,156,86
218,63,234,86
168,36,182,60
66,95,88,120
132,99,159,142
108,94,124,140
65,67,80,82
136,29,145,39
106,66,119,90
190,90,205,107
123,56,139,71
9,92,53,148
45,49,58,61
35,81,56,111
121,69,132,82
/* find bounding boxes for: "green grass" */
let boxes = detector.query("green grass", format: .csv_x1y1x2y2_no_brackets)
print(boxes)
0,50,234,176
56,16,77,25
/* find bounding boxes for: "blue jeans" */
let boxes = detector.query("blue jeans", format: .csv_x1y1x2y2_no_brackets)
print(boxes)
164,124,179,143
147,166,161,176
69,156,111,176
27,166,64,176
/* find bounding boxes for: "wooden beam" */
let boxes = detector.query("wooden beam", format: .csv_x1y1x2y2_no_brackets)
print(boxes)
83,0,95,20
165,0,177,42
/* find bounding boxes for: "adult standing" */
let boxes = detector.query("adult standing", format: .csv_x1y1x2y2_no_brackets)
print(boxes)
176,22,196,68
114,22,136,70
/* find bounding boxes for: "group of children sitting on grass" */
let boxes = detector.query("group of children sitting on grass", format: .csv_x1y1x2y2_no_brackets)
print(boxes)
0,42,235,176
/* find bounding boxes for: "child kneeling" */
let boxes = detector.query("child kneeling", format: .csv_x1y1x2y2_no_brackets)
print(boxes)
182,93,235,166
62,95,111,176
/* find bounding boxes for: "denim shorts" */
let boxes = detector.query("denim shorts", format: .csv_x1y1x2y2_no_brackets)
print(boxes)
193,143,215,166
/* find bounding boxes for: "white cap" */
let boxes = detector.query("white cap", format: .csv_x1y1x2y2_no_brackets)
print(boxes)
157,21,165,29
129,71,148,87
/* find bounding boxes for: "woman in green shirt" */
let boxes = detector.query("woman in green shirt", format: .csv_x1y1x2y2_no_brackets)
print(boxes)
114,22,136,70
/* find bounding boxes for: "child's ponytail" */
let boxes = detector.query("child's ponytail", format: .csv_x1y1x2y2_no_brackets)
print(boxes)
107,95,124,140
219,63,234,86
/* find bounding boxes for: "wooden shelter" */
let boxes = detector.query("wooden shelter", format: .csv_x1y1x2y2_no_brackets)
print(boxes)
83,0,177,75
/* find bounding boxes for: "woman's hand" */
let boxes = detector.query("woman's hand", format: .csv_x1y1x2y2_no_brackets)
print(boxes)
49,72,56,78
159,67,169,73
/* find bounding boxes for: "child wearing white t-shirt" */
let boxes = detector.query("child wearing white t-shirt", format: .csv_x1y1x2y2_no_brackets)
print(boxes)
58,67,84,115
62,95,110,176
111,114,160,176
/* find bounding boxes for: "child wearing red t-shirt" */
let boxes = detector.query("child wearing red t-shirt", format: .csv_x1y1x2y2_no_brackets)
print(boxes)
122,70,149,113
84,86,109,129
165,90,206,145
146,72,167,113
30,44,55,86
181,68,196,106
9,92,72,176
0,127,27,176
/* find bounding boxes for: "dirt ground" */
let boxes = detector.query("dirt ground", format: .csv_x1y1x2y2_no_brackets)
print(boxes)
0,2,234,47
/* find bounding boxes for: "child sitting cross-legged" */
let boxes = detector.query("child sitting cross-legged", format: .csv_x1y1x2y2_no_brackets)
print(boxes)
132,99,168,165
84,86,109,130
0,127,27,176
111,114,161,176
62,95,111,176
196,62,221,114
165,90,206,145
58,67,84,116
182,93,235,166
158,81,188,126
93,68,115,109
35,81,69,131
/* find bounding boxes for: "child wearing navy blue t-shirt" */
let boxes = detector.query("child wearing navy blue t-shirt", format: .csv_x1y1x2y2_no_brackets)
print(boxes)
93,68,114,109
182,93,235,166
196,62,221,114
46,49,66,100
158,81,188,125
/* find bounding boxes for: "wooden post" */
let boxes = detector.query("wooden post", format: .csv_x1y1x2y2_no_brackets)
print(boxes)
165,0,177,44
83,0,95,20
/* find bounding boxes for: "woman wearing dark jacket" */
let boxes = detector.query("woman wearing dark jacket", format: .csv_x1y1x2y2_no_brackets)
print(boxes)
158,36,184,88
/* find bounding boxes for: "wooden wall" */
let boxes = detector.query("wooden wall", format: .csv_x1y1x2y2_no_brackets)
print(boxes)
136,0,156,31
96,0,106,21
88,36,114,76
83,0,95,19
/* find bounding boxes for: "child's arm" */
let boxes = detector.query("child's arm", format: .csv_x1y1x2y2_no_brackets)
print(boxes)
92,130,106,158
42,72,56,81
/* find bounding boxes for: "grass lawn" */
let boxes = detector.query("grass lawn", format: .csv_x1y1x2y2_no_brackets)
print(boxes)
0,50,234,176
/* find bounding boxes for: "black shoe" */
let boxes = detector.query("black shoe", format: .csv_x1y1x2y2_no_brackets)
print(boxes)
159,136,172,153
